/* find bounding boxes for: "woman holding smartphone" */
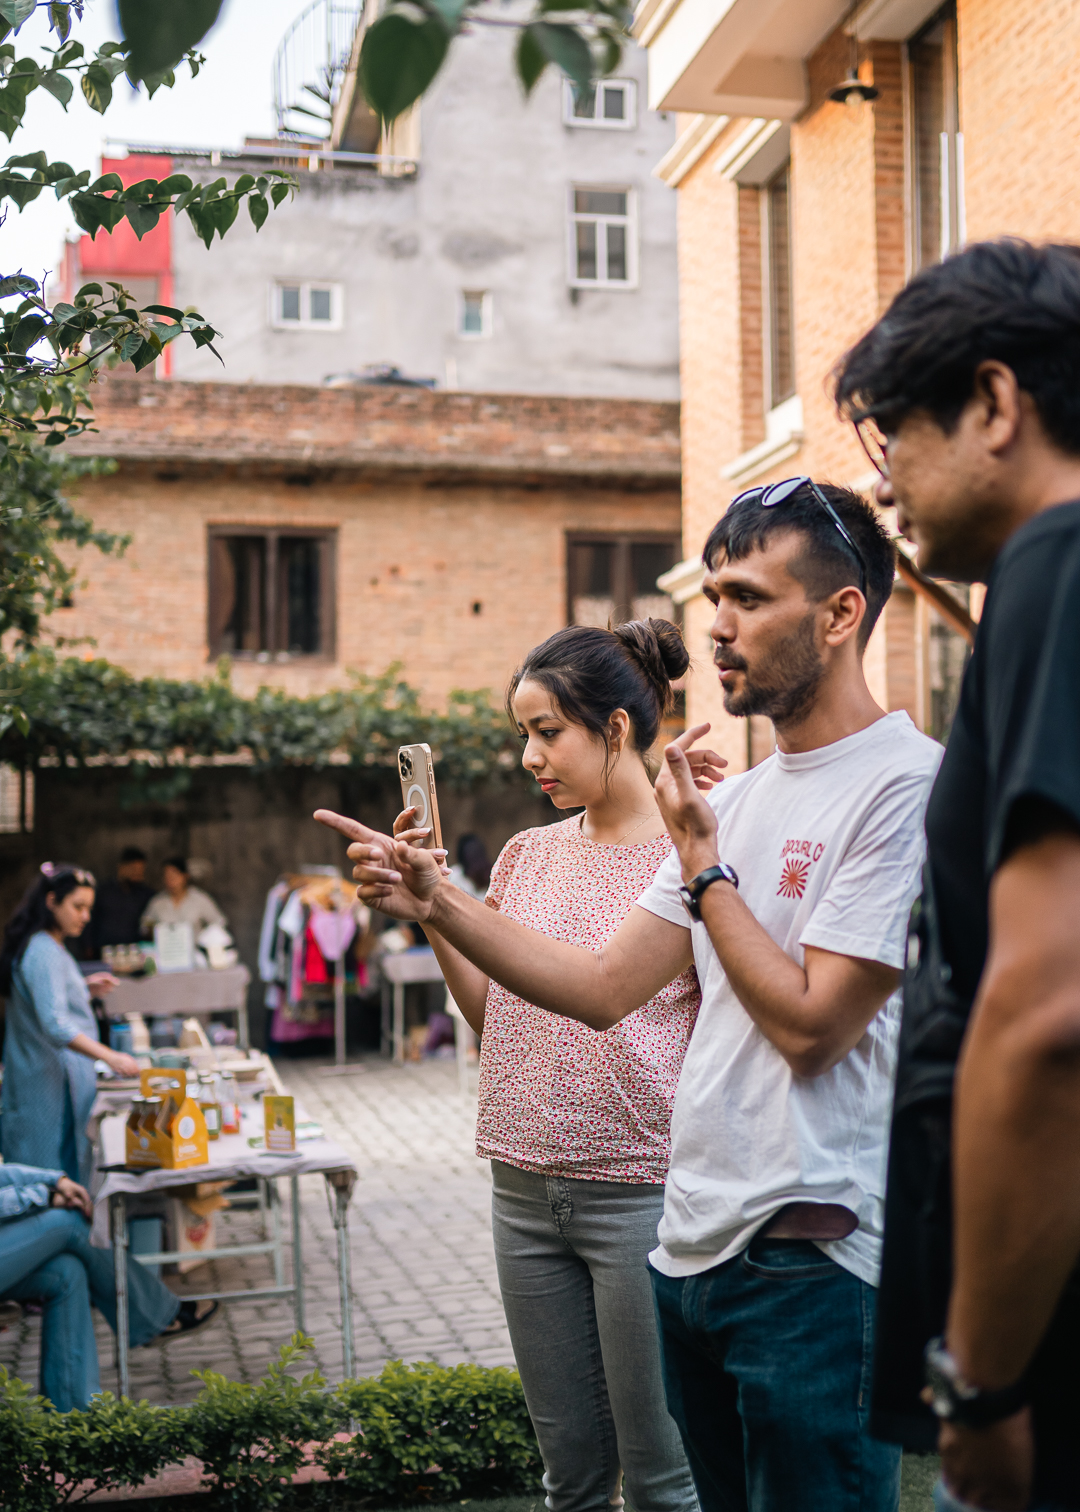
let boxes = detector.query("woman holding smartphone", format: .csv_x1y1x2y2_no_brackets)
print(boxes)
390,621,704,1512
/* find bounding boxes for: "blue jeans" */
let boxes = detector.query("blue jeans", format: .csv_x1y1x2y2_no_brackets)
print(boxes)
0,1208,179,1411
650,1237,902,1512
491,1161,698,1512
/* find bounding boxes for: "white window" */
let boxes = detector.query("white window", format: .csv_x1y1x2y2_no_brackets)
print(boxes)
271,282,343,331
458,290,492,338
564,78,636,129
569,188,636,288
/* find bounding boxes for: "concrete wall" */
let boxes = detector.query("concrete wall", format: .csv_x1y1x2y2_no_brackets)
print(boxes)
169,27,680,400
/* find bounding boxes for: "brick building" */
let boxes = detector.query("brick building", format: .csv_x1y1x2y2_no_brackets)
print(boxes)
635,0,1078,771
56,377,683,704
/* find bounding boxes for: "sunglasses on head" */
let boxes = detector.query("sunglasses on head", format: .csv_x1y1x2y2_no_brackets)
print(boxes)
730,475,869,596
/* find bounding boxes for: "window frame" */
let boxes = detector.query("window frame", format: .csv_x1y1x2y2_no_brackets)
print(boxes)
207,525,337,662
458,289,493,339
565,532,682,627
269,281,345,332
903,0,962,276
562,78,637,130
761,160,795,412
568,186,638,290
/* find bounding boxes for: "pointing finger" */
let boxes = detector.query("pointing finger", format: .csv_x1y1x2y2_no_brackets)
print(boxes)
314,808,377,843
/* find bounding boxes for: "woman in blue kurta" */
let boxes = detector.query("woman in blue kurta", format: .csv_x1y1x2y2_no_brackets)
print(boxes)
0,863,140,1185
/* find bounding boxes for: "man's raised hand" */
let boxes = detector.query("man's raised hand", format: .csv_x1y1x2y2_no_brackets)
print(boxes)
653,724,724,879
313,809,442,920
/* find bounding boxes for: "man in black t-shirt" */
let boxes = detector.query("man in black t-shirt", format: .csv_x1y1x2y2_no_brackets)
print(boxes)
87,846,153,958
835,240,1080,1511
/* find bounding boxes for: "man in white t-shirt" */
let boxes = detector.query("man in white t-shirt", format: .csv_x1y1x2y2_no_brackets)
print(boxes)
318,478,942,1512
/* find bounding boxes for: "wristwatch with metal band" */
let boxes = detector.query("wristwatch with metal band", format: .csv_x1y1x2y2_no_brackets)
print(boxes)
924,1338,1029,1428
679,863,739,921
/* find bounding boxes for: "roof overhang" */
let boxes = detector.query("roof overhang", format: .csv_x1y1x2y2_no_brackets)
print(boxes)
634,0,943,116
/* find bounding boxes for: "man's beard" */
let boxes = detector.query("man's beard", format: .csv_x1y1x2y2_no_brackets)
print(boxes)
716,611,825,728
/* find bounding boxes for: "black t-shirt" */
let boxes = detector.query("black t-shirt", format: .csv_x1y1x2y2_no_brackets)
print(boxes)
928,498,1080,1001
874,501,1080,1502
87,877,154,955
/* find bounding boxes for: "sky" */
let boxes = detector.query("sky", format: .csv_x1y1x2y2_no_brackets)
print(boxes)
3,0,327,287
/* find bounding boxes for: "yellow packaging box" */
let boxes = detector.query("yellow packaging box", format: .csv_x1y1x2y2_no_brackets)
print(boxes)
263,1094,296,1152
125,1069,209,1170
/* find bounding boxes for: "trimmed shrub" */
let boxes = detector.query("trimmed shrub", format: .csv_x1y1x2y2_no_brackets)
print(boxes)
0,1339,543,1511
318,1360,541,1503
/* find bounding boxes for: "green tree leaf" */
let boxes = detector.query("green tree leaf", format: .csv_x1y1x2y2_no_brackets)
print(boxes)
39,70,74,107
529,20,594,89
359,11,449,124
118,0,224,83
248,192,268,231
0,0,35,30
516,25,548,95
81,61,114,113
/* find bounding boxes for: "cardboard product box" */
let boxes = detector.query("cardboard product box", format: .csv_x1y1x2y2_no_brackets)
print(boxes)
124,1069,209,1170
263,1095,296,1152
166,1182,231,1273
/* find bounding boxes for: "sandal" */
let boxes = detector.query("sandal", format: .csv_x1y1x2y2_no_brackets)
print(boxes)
158,1300,220,1339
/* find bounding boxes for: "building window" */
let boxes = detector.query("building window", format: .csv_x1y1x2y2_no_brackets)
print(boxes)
762,162,794,410
567,536,680,627
906,1,961,271
208,529,336,659
0,765,33,834
569,189,636,288
458,290,492,338
271,282,343,330
564,78,636,129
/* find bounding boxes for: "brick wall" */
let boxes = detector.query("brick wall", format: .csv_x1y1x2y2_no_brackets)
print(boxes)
53,378,682,707
669,24,923,757
959,0,1080,242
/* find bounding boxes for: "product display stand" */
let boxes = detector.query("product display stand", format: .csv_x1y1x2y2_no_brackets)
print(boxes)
379,947,446,1064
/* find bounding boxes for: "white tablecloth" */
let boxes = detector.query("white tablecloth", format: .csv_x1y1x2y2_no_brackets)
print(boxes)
91,1104,356,1245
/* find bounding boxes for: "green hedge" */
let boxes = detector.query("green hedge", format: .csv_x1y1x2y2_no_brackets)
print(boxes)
0,651,525,791
0,1339,542,1511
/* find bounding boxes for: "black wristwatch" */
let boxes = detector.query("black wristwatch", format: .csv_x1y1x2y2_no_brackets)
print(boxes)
924,1338,1029,1428
679,863,739,921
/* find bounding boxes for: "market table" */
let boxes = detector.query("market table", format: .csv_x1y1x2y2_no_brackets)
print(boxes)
95,1106,357,1398
380,947,444,1063
102,966,252,1048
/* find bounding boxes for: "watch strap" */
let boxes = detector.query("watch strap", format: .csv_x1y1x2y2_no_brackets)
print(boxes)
924,1338,1029,1428
679,864,739,921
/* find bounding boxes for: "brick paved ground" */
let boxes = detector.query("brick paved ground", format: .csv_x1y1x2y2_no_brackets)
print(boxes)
0,1055,512,1405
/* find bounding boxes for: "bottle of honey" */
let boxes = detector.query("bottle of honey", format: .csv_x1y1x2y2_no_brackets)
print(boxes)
141,1095,163,1138
198,1073,222,1140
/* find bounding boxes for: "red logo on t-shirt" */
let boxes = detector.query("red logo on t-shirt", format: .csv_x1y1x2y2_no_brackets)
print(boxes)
777,838,826,899
778,857,811,898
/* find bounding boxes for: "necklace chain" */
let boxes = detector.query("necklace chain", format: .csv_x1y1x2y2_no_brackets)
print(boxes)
582,809,656,846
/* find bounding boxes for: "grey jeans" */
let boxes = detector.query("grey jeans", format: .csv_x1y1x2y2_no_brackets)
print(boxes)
491,1159,699,1512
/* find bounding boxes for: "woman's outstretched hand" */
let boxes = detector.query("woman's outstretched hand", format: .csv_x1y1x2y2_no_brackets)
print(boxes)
314,809,444,919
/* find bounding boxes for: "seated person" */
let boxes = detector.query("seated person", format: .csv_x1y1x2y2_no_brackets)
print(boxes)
0,1162,216,1411
141,857,226,938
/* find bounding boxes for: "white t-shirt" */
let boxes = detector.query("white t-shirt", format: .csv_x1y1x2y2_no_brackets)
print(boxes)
636,710,942,1286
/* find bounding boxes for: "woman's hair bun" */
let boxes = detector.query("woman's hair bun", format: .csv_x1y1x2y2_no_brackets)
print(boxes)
613,617,690,703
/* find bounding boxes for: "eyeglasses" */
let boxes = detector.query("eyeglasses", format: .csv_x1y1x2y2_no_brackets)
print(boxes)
854,416,889,479
40,862,96,888
730,475,869,596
